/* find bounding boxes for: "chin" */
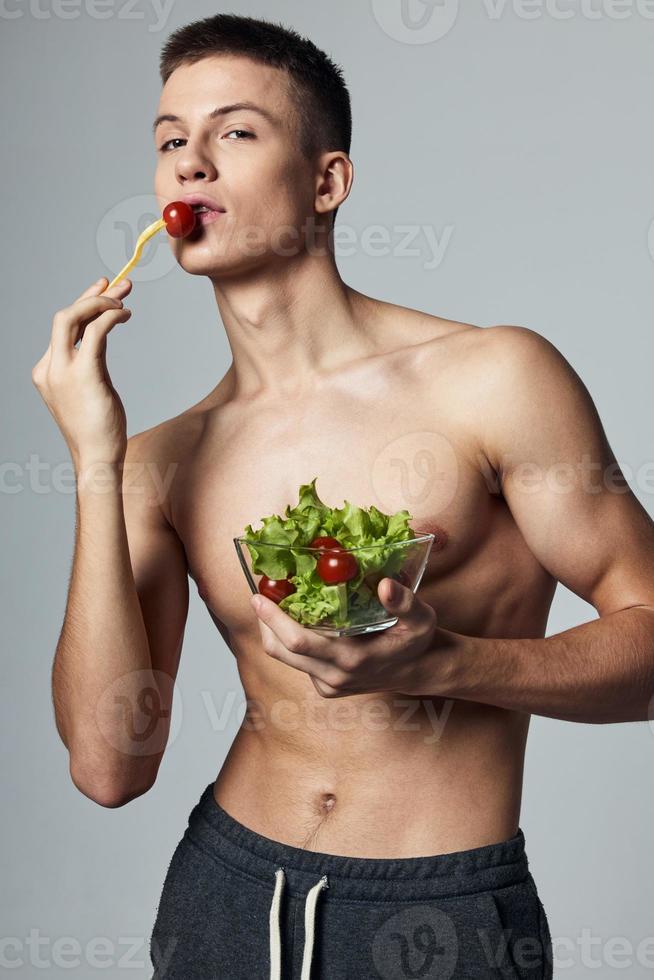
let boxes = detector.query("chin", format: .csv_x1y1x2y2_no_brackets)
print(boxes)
177,247,274,280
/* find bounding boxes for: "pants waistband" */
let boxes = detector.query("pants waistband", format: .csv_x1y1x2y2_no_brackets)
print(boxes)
184,782,531,902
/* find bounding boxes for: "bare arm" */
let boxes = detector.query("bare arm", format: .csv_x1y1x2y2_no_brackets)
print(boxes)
429,326,654,722
53,430,189,805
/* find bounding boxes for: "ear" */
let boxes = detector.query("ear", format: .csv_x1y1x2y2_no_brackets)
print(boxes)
314,151,354,217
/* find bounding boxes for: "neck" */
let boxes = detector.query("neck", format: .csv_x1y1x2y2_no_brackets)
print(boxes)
209,250,380,401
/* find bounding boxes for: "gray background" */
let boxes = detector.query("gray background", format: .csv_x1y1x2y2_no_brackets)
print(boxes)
3,0,654,976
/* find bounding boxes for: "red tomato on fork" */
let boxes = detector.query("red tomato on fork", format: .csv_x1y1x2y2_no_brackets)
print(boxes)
162,201,196,238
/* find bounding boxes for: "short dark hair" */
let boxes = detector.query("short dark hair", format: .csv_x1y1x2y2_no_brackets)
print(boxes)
159,14,352,207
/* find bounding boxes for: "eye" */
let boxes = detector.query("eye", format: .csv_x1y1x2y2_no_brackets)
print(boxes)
158,130,254,153
158,137,185,153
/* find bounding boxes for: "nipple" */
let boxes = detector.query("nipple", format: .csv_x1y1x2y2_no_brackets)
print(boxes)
416,524,448,551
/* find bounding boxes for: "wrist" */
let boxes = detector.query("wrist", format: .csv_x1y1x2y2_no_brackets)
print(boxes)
418,627,477,699
74,457,124,493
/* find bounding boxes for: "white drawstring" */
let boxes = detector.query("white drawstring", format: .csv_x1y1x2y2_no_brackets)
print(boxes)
300,872,329,980
269,868,286,980
269,866,329,980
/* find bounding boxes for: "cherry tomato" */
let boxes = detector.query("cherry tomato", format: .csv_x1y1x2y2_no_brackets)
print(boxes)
316,550,359,585
258,575,296,603
162,201,196,238
309,536,343,551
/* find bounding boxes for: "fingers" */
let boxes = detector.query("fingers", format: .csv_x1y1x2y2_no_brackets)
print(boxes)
73,276,132,303
73,276,109,304
50,279,132,360
257,619,339,685
100,277,132,299
252,594,331,660
78,304,133,361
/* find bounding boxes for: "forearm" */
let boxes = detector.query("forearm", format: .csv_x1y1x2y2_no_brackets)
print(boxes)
53,462,159,801
438,606,654,723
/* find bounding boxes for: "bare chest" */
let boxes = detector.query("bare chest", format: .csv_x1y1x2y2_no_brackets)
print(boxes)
169,345,552,643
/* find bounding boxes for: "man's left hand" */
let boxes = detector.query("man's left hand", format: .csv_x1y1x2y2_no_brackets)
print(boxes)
250,576,460,698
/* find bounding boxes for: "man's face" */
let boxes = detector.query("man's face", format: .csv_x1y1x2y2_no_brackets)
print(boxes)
153,55,319,277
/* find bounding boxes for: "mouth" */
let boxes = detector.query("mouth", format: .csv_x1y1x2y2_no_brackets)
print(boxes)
181,195,227,221
191,205,225,227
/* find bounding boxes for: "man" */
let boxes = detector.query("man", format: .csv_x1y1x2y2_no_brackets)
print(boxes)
32,12,654,980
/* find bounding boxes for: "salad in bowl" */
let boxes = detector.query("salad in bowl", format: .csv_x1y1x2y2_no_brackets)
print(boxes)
234,478,434,637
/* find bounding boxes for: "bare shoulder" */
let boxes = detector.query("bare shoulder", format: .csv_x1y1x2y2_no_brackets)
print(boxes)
465,323,587,396
465,324,607,476
414,318,564,366
474,323,565,360
124,406,207,527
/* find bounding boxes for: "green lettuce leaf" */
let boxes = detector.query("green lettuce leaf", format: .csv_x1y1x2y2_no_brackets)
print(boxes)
243,477,416,628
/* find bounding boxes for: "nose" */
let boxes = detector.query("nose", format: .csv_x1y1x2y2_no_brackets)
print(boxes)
174,140,218,183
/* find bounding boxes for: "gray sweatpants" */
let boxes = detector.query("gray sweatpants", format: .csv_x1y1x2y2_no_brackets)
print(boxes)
149,781,553,979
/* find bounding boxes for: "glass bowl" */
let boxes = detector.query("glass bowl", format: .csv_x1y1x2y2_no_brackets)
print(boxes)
233,533,435,637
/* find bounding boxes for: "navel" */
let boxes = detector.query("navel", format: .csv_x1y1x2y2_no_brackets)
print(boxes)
317,792,337,815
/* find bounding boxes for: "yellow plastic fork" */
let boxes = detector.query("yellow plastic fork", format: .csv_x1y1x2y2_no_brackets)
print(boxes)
104,217,167,290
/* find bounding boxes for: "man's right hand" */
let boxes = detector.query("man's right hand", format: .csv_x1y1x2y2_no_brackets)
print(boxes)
31,276,134,470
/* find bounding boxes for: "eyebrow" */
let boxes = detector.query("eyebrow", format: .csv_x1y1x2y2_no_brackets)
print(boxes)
152,101,278,135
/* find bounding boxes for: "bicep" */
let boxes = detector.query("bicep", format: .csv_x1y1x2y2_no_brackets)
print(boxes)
480,326,654,616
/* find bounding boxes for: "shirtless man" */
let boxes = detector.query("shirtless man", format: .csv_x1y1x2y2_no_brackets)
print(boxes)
32,12,654,980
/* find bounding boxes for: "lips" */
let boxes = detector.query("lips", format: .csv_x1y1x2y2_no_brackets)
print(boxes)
181,194,226,214
194,209,224,226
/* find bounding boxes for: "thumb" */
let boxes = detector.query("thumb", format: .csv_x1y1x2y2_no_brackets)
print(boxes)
378,577,435,626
